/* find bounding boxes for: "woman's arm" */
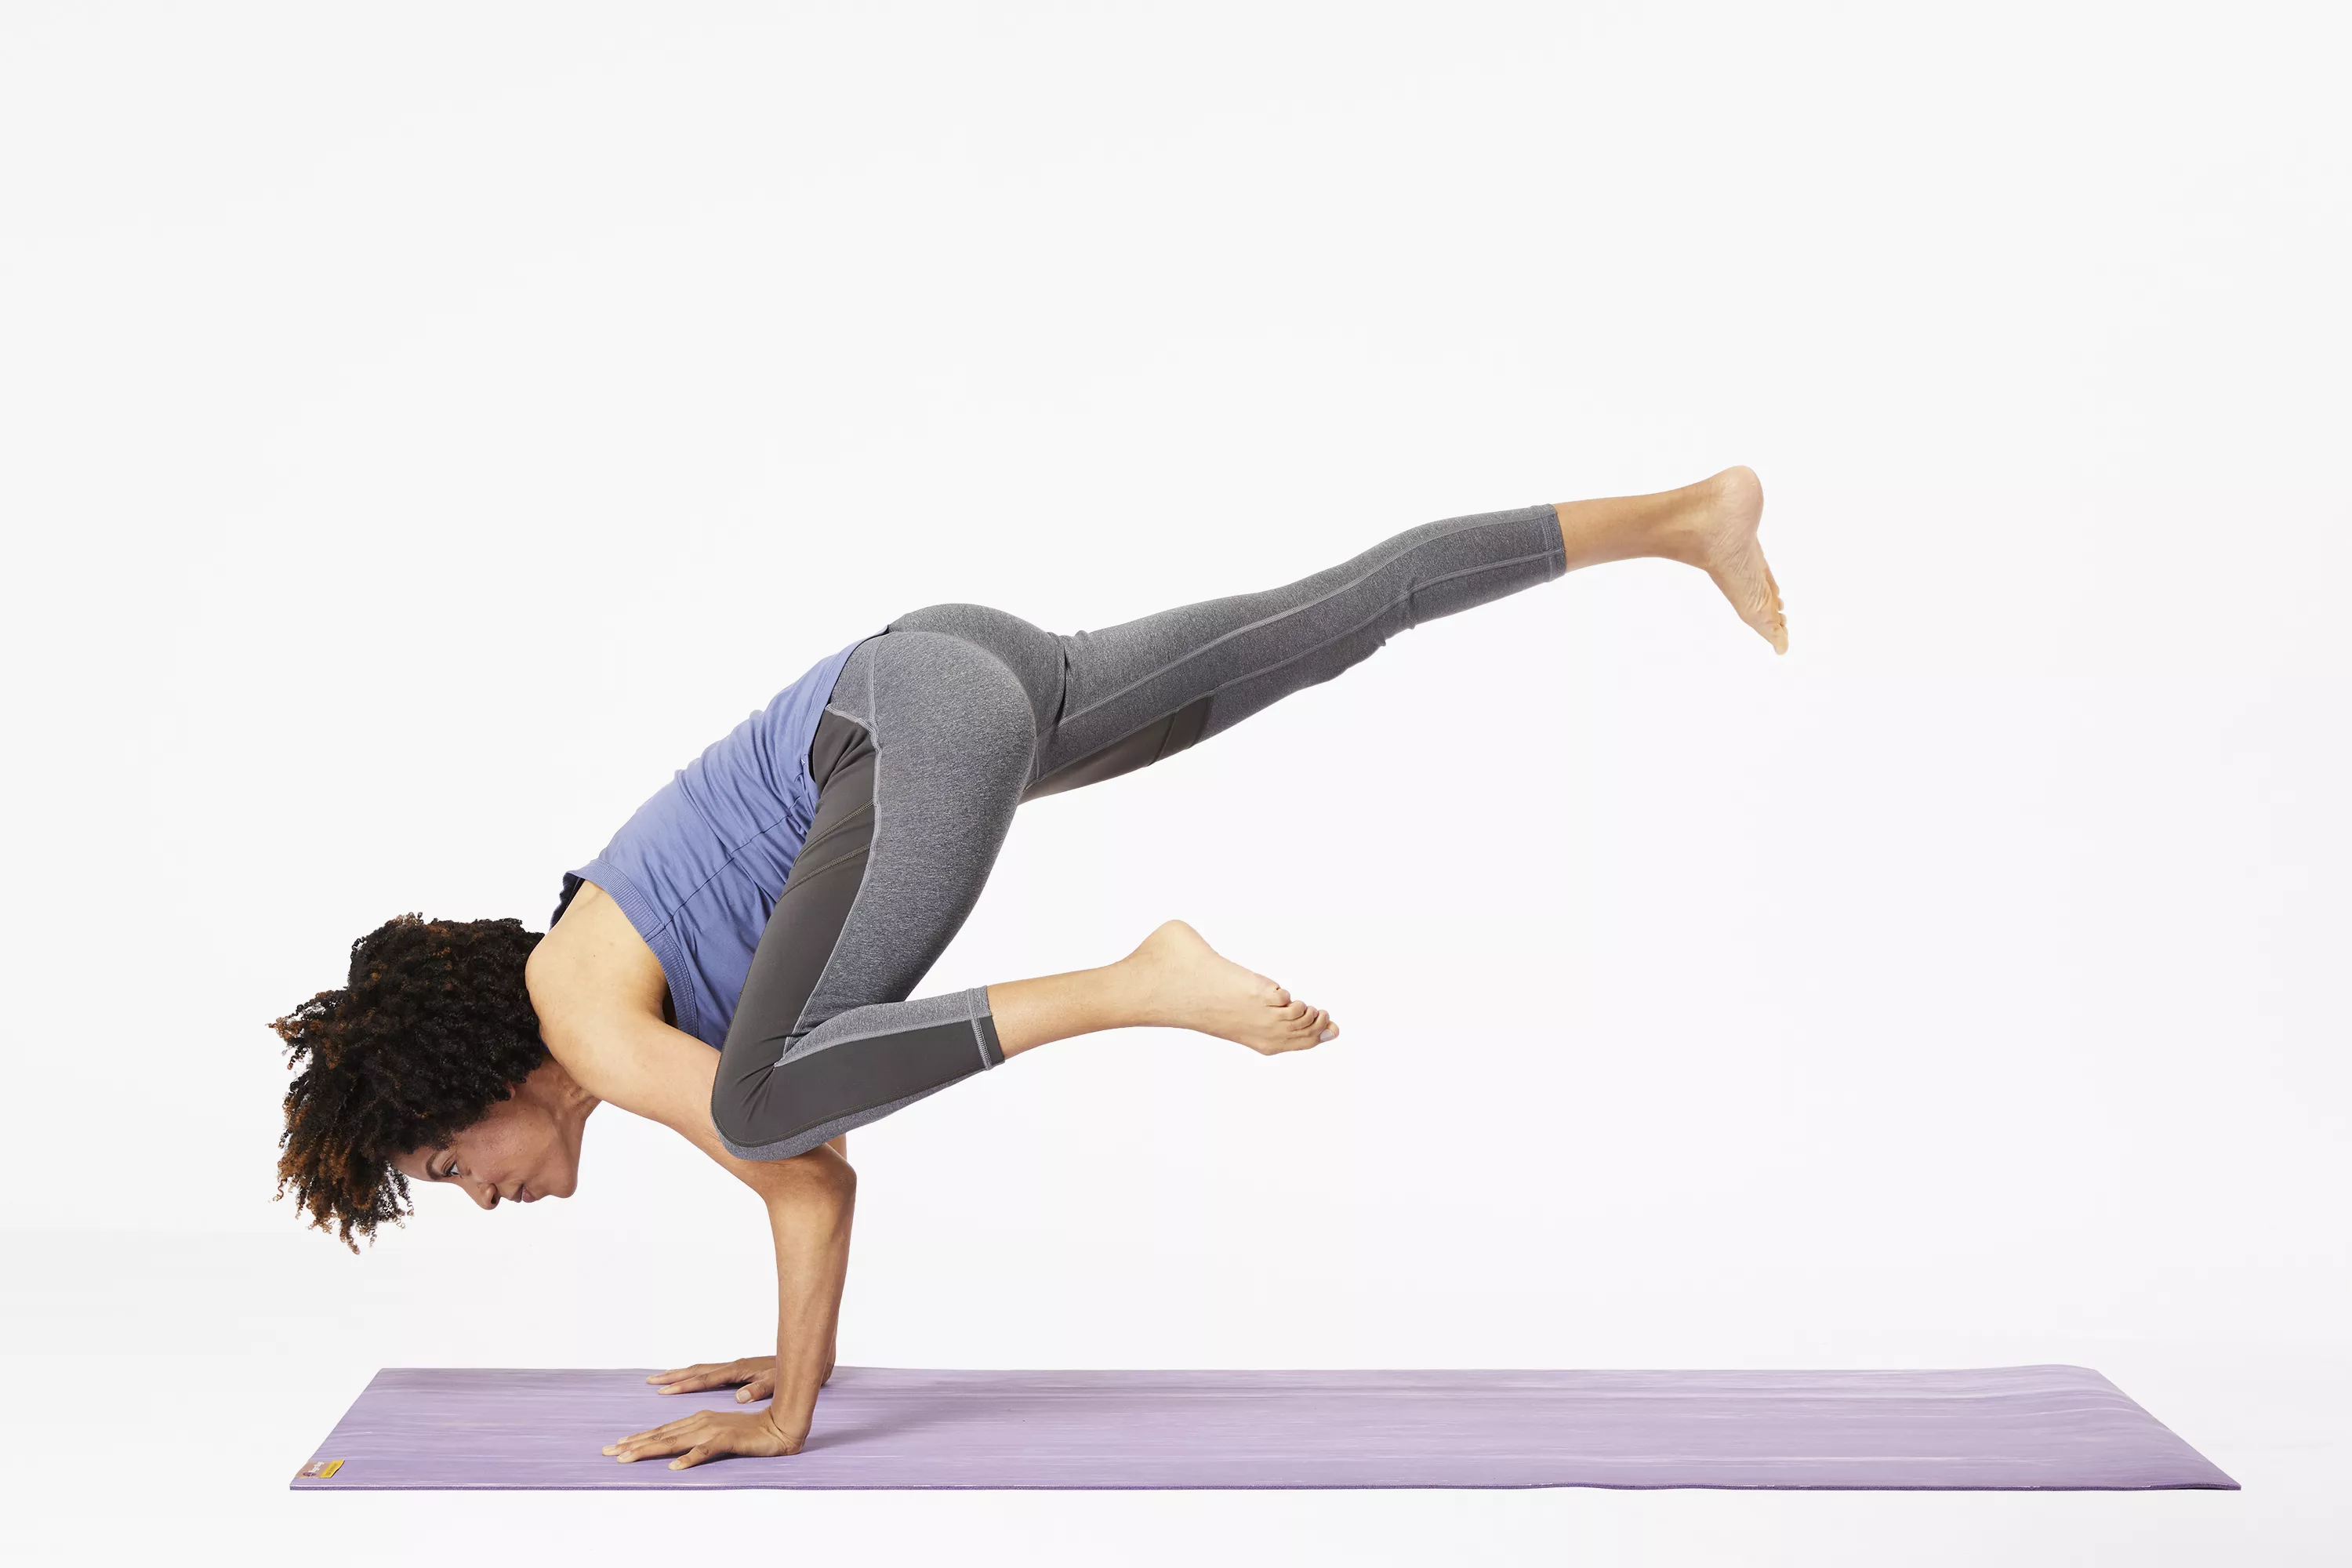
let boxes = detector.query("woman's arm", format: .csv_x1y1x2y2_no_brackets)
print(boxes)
593,1136,854,1466
526,906,856,1460
526,895,826,1182
532,962,831,1185
758,1149,855,1449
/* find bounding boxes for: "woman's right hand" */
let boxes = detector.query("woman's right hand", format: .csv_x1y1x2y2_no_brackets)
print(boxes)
647,1356,777,1403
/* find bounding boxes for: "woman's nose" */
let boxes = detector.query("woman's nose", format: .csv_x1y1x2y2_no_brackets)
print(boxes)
468,1181,498,1210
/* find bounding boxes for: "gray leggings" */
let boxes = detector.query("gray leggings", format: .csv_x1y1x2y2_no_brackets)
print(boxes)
710,502,1567,1160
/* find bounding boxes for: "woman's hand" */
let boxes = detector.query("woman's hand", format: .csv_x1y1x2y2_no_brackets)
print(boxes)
603,1406,810,1469
647,1348,836,1399
647,1356,777,1403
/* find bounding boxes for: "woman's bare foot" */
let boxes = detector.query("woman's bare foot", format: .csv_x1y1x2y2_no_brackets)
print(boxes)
1552,465,1788,653
1682,466,1786,654
1120,920,1337,1055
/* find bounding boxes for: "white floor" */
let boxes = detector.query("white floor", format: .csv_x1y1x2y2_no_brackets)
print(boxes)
5,1232,2341,1568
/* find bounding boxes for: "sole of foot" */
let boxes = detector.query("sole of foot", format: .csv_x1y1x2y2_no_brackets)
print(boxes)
1691,466,1787,653
1125,920,1337,1055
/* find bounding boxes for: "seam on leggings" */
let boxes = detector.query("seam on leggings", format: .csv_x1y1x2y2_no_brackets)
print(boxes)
1051,644,1075,729
1061,515,1544,724
782,656,886,1047
966,991,991,1072
1177,549,1558,716
1029,645,1077,791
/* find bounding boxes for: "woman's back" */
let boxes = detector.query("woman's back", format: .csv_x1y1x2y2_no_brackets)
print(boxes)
558,634,871,1046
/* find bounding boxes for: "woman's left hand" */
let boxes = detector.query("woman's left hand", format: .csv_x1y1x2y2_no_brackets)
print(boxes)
603,1406,810,1469
647,1356,776,1403
644,1352,835,1399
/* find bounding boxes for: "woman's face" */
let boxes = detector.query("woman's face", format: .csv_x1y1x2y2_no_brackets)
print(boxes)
392,1060,596,1210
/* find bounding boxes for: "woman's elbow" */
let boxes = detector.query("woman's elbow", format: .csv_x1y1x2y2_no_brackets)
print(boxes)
750,1143,855,1206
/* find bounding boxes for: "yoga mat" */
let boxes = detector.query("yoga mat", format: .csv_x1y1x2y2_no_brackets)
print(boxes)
289,1363,2234,1492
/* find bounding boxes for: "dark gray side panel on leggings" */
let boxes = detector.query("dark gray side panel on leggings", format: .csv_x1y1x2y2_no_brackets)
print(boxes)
1020,694,1212,801
725,707,877,1042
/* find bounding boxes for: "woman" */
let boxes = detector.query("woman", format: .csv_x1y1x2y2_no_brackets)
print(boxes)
271,466,1785,1470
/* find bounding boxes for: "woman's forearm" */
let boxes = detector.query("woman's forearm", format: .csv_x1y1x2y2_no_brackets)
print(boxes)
762,1160,856,1443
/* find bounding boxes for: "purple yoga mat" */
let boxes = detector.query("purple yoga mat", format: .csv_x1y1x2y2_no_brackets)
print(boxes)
289,1363,2234,1492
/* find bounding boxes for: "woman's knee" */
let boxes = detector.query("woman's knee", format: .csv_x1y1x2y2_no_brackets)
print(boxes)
708,1049,775,1155
710,1066,833,1163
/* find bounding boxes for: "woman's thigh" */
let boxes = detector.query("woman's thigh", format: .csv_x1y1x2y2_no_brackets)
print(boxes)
895,503,1564,803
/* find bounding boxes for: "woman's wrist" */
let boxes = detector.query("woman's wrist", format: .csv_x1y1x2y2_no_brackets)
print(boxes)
761,1396,814,1446
768,1357,829,1410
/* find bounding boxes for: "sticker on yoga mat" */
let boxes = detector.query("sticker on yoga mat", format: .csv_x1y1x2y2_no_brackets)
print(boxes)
296,1458,344,1480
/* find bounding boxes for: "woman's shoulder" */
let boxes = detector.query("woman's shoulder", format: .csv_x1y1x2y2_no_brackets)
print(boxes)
528,880,673,1041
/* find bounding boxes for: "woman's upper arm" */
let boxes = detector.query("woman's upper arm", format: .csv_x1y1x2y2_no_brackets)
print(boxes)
527,920,843,1199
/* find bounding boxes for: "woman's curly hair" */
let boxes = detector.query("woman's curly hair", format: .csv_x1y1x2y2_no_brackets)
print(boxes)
271,913,548,1250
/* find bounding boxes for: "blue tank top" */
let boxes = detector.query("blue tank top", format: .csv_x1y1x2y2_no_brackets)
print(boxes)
558,633,873,1047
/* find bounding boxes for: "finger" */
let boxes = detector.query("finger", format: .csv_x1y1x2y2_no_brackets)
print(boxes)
608,1428,697,1462
607,1416,699,1454
610,1438,670,1461
657,1373,734,1395
605,1436,670,1460
735,1374,776,1403
670,1444,716,1472
647,1363,719,1385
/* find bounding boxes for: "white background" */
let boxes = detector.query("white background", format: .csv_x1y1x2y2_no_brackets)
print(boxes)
3,2,2347,1563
